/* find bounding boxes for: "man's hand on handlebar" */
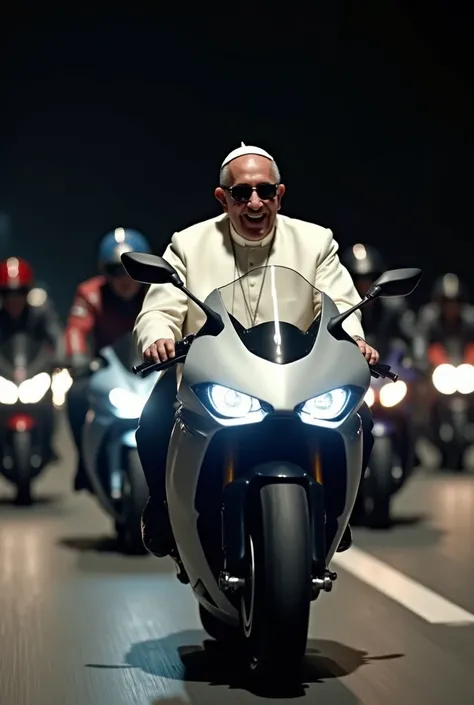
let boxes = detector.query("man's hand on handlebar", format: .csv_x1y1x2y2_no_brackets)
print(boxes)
144,338,175,363
354,336,379,364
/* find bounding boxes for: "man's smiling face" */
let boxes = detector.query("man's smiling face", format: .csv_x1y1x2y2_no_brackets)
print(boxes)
215,155,285,241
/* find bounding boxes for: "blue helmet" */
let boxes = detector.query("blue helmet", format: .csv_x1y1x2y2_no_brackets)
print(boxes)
98,228,151,267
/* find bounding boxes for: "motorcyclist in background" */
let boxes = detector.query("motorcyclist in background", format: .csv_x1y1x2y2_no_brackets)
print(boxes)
65,228,151,492
0,257,65,461
414,274,474,468
0,257,64,357
341,244,419,521
413,273,474,364
341,243,416,359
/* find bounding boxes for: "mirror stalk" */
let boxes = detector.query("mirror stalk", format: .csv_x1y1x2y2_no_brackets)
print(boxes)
327,296,371,336
177,280,224,336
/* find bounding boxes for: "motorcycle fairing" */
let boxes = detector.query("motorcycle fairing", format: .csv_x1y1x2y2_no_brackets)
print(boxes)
165,288,371,619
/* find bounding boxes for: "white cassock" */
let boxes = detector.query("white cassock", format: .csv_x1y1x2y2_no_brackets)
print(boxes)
133,212,364,354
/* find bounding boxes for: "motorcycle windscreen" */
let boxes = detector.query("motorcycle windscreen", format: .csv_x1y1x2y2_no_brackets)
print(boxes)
0,333,52,378
109,332,143,370
217,264,321,364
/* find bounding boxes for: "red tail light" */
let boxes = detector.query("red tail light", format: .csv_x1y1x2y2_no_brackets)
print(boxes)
6,414,36,431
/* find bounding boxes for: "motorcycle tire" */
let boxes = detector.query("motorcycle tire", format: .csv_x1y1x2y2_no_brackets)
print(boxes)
14,480,33,506
364,436,393,529
199,604,240,643
241,482,312,680
13,432,33,506
441,445,464,472
116,449,149,555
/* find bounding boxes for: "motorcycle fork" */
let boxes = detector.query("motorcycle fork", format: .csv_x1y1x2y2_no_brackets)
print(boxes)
222,440,324,486
221,440,328,584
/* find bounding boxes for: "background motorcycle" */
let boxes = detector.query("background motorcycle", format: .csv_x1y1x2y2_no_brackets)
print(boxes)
0,332,59,504
81,332,155,554
124,251,421,680
428,338,474,470
354,345,417,528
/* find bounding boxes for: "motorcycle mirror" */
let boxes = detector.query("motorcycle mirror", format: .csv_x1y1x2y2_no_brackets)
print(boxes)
368,268,422,299
327,267,422,339
121,252,183,287
121,251,225,337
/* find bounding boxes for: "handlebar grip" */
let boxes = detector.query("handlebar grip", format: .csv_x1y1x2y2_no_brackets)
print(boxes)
133,334,196,378
369,362,399,382
133,360,157,376
386,369,399,382
132,354,188,378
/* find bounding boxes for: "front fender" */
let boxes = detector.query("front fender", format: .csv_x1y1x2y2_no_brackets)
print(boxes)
222,462,326,579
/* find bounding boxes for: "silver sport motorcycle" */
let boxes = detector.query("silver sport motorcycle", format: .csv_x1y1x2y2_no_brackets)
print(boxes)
122,251,421,679
81,332,154,554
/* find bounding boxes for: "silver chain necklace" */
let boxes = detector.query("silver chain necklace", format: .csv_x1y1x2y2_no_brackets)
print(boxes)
230,229,275,327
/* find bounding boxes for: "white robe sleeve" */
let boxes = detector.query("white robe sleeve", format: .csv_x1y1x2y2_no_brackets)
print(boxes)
133,233,189,354
316,229,365,339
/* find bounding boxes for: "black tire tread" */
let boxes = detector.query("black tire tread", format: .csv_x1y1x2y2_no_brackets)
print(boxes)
117,449,149,555
248,482,312,675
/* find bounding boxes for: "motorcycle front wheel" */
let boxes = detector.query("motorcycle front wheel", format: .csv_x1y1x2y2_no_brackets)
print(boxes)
241,482,312,680
115,449,149,555
364,436,394,529
12,431,33,505
199,604,240,643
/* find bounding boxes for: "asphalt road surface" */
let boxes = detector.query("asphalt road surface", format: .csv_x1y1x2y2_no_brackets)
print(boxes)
1,415,474,705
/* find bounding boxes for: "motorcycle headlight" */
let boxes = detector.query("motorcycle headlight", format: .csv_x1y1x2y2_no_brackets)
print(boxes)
299,387,350,425
364,387,375,408
432,364,457,395
456,363,474,395
203,384,266,425
51,368,73,407
0,376,19,405
109,388,146,419
379,380,407,408
18,372,51,404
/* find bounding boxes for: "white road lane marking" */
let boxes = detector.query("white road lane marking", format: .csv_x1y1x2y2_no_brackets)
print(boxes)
331,545,474,626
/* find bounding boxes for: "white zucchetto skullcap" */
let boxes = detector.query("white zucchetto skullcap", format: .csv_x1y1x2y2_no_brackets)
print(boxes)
220,141,274,169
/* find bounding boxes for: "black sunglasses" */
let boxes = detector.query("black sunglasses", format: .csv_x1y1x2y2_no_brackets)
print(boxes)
223,182,279,203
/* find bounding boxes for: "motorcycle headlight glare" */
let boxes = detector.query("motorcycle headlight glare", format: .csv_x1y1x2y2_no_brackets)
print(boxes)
1,373,52,405
364,386,375,408
456,363,474,395
18,372,51,404
51,368,73,407
379,380,407,408
432,364,459,395
299,387,350,424
109,388,146,419
0,376,19,405
202,384,266,425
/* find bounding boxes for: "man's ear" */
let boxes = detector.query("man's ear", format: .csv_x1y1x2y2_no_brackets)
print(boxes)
276,183,286,211
214,187,228,211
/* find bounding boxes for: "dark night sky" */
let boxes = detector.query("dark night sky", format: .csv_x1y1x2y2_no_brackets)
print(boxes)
0,5,472,317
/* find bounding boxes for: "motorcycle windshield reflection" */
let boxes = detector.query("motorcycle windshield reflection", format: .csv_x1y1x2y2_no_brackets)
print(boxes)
0,333,52,379
109,332,142,371
217,265,322,364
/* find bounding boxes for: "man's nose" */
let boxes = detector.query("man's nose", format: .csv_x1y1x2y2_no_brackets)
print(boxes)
248,190,262,209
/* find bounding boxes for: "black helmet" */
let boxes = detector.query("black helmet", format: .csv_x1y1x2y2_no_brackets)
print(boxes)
340,243,385,279
432,273,467,302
